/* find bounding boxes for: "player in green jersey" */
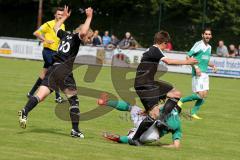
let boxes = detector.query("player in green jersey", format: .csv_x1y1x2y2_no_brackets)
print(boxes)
98,93,182,148
178,28,217,119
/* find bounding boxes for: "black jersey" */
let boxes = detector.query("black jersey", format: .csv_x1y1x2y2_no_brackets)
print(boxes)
141,46,165,63
53,29,82,66
135,46,165,85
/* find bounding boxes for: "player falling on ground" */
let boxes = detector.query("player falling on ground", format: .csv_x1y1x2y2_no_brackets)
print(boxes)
29,7,65,103
129,31,198,146
18,6,93,138
178,28,217,120
98,93,182,149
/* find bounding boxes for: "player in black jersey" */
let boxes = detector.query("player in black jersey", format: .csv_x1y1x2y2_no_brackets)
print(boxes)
129,31,198,146
18,6,93,138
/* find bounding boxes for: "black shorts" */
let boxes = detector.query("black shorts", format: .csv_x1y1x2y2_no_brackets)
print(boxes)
134,81,173,111
42,48,57,68
41,64,77,92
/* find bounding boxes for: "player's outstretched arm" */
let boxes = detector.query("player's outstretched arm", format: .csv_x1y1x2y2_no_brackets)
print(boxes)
54,5,71,33
162,139,180,149
79,7,93,38
186,56,202,76
162,57,198,65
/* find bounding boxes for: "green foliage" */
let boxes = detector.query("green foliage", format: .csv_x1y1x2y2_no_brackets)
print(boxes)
149,0,240,35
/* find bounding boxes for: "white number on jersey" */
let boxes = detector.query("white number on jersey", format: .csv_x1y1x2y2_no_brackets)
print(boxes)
59,41,70,53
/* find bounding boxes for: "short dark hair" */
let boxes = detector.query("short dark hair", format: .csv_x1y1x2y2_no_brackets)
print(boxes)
202,28,212,34
154,31,170,44
53,7,64,14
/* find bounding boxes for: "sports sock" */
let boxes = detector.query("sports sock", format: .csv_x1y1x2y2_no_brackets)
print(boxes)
191,99,205,115
159,98,180,121
119,136,129,143
70,107,80,131
23,96,40,116
29,77,42,95
68,95,80,131
180,93,201,103
107,100,130,111
55,88,61,99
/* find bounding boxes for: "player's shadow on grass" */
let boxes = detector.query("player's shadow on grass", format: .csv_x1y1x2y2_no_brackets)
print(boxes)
17,127,68,137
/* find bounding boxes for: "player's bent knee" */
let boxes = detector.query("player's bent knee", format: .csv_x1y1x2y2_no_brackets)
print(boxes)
149,105,160,119
64,89,77,97
36,86,51,101
174,90,182,98
203,91,208,98
167,89,182,98
197,92,206,99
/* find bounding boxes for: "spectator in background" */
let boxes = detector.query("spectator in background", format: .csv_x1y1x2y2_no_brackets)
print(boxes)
106,34,120,49
164,41,173,51
216,40,228,57
92,30,102,46
228,44,237,58
119,32,137,49
110,34,119,47
102,30,111,46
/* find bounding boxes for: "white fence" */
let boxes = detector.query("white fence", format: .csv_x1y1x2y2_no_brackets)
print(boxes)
0,37,240,78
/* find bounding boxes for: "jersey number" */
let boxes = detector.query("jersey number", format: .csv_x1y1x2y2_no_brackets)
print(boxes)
59,41,70,53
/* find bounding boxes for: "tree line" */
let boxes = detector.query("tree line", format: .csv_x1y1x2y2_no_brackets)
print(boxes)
0,0,239,50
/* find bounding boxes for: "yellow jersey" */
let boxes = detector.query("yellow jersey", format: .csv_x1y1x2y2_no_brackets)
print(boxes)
35,19,65,51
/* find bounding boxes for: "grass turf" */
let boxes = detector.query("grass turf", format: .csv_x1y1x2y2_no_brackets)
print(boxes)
0,57,239,160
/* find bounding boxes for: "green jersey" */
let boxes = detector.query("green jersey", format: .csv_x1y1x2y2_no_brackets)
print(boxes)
188,40,212,76
159,108,182,141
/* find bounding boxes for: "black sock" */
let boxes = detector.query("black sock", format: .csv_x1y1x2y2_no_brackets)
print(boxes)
68,95,80,131
23,96,40,116
55,88,61,99
132,115,155,140
70,107,80,131
159,98,179,121
29,77,42,95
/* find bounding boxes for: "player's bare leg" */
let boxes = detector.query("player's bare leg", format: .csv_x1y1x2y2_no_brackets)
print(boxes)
28,68,64,103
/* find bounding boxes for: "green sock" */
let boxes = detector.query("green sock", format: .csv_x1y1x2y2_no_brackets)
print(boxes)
119,136,129,143
180,93,201,103
106,100,130,111
191,99,205,115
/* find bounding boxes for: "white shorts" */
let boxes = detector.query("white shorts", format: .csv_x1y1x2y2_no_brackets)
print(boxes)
128,122,159,144
130,105,146,128
192,73,209,92
128,106,159,143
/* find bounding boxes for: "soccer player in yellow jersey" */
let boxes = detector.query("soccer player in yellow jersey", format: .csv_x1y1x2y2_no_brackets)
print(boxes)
28,7,65,103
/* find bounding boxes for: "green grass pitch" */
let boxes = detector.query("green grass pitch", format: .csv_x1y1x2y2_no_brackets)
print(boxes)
0,57,239,160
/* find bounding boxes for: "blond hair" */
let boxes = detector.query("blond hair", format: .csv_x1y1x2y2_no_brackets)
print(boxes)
73,24,93,34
